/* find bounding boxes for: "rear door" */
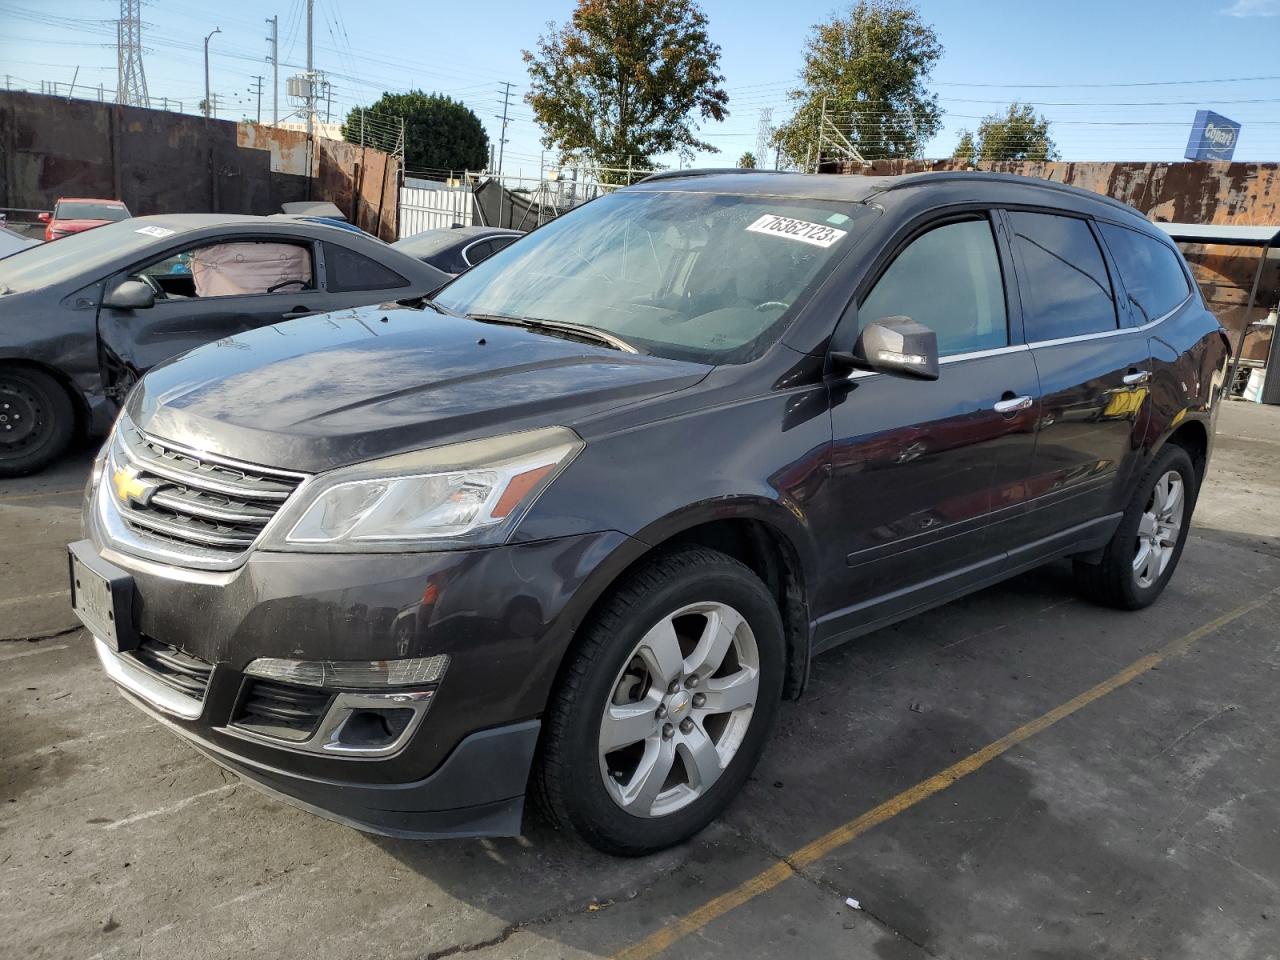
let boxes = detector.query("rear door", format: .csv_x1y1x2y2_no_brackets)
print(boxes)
1005,209,1152,548
818,213,1041,639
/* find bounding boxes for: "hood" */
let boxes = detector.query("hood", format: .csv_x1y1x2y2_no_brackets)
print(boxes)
130,305,710,473
50,218,114,234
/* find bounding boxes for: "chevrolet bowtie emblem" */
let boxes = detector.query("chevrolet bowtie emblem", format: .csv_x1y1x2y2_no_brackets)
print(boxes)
112,464,159,507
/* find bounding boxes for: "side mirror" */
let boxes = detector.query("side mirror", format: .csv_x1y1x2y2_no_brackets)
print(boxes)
102,280,156,311
840,315,940,381
37,212,51,223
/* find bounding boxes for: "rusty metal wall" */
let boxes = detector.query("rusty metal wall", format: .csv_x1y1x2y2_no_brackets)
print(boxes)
0,92,400,241
834,158,1279,358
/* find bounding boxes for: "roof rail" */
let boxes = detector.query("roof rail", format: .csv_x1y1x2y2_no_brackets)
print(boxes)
636,168,790,184
877,171,1141,217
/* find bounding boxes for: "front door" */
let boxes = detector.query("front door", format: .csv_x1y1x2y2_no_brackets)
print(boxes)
1003,210,1152,546
815,214,1040,647
98,237,330,378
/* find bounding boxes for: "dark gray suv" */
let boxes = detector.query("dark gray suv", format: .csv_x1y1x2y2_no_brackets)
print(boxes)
70,171,1229,855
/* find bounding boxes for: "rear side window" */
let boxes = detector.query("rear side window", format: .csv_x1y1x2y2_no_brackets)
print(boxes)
1098,223,1190,323
1008,212,1117,341
463,239,497,267
323,241,408,292
860,218,1008,356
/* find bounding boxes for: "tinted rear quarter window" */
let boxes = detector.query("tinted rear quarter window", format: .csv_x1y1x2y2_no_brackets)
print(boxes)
1008,211,1117,341
1098,223,1190,323
463,239,496,267
323,241,409,292
860,218,1008,356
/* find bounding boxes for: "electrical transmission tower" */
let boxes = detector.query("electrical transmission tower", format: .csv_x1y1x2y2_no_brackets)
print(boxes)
116,0,150,108
755,107,774,169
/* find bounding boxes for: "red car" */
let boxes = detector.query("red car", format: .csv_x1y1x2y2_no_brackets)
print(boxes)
40,198,131,240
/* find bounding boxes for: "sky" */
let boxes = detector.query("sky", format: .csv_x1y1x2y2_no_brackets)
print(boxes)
3,0,1280,177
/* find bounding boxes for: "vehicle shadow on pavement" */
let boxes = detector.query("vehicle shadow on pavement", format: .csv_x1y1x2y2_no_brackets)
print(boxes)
364,561,1208,958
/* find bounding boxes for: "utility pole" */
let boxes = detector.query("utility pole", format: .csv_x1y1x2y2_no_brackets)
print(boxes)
305,0,314,143
249,75,264,124
265,15,279,125
495,81,513,177
203,26,221,119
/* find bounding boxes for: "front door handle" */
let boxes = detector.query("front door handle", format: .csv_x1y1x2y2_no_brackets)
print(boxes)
1123,369,1151,386
993,395,1033,415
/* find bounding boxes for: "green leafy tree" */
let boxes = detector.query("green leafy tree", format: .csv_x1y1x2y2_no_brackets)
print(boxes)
738,151,757,168
342,91,488,173
956,102,1059,161
523,0,729,183
952,130,976,165
773,0,943,167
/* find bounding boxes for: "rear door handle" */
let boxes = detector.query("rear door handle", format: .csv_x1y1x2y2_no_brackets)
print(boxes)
1123,370,1151,386
993,395,1033,414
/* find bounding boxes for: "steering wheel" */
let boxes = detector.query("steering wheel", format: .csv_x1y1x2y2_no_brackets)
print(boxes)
754,300,790,313
267,279,307,293
138,273,164,296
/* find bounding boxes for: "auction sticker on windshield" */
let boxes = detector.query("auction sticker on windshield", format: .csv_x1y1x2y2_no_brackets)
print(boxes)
746,214,847,248
135,225,176,239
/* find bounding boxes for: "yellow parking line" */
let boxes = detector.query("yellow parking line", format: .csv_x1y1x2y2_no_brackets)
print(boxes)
613,586,1280,960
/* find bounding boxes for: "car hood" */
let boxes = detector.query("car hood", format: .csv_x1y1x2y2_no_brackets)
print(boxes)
130,304,710,473
50,218,115,233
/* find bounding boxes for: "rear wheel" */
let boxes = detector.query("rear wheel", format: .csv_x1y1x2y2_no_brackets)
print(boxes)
534,547,784,855
1074,444,1197,610
0,366,75,477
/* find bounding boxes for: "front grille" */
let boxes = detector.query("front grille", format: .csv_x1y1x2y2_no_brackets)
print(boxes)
112,424,306,562
128,638,214,700
233,679,334,742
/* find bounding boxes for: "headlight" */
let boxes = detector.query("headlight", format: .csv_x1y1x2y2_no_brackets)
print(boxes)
263,426,583,552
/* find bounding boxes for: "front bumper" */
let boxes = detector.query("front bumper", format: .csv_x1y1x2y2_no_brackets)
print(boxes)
78,521,637,838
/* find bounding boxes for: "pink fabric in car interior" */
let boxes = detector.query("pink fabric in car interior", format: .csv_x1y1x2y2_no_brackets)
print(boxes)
190,243,312,297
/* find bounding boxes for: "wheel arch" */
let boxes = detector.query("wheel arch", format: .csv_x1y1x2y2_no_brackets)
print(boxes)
553,501,819,706
1156,414,1210,483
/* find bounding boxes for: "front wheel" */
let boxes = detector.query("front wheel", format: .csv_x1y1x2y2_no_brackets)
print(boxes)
0,366,75,477
1074,444,1197,610
534,547,785,856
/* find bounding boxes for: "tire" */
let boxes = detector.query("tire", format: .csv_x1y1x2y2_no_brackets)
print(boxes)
534,546,785,856
0,366,75,478
1073,444,1198,610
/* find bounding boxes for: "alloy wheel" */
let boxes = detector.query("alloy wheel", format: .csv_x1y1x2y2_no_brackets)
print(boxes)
598,601,760,819
1134,469,1185,589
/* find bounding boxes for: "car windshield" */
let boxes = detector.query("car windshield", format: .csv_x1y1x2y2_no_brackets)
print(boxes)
55,201,129,221
434,190,865,364
0,219,178,294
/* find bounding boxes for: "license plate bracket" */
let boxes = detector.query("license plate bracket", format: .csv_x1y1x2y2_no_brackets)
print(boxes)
68,540,138,652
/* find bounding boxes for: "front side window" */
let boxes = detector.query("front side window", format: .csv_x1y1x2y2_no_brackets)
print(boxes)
1009,211,1117,341
860,218,1008,356
435,190,866,364
1097,223,1190,323
130,241,314,299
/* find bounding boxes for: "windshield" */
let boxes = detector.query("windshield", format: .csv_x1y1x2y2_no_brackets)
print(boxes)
55,201,129,221
434,190,863,364
0,219,177,294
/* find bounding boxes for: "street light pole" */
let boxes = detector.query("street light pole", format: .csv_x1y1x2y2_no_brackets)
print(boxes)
203,26,221,119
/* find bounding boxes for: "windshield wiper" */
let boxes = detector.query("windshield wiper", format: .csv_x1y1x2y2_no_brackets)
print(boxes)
467,313,640,354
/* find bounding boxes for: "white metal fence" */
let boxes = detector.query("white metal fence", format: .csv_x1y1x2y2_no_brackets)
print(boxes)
398,178,474,237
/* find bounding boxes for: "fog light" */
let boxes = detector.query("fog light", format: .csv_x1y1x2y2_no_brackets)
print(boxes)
244,655,449,689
